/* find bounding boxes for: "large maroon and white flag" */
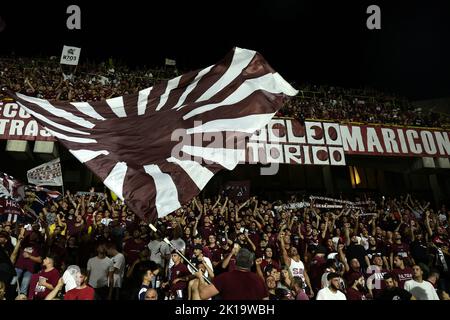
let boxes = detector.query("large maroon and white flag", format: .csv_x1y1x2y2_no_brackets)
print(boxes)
6,47,297,222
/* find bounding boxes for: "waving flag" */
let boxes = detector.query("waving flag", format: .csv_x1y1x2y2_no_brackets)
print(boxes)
6,47,297,222
0,172,26,222
0,172,25,202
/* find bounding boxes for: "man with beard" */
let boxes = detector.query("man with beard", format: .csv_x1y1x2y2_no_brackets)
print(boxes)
346,273,367,300
28,254,60,300
404,264,439,300
316,272,346,300
377,273,415,300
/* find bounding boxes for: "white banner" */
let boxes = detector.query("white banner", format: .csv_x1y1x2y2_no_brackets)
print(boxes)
60,45,81,66
27,158,63,186
165,58,176,66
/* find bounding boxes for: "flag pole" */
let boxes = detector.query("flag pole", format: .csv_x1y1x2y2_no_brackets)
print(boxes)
149,223,211,285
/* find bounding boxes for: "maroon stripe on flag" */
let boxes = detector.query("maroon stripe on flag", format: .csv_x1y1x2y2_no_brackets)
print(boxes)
83,155,118,181
122,92,139,117
180,92,284,127
158,161,200,204
156,70,200,111
88,100,125,118
146,80,169,112
121,166,158,223
180,50,235,104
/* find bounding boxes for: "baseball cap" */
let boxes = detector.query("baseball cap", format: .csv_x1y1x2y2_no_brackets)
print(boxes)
193,244,203,251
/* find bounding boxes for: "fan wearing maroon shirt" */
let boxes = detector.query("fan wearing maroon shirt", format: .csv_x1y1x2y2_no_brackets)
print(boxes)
339,244,363,284
64,268,95,300
196,248,268,300
123,230,146,266
260,247,280,272
199,216,216,240
390,232,413,269
206,235,222,268
14,232,43,296
45,268,95,300
165,250,191,299
28,255,60,300
346,272,367,300
392,255,413,288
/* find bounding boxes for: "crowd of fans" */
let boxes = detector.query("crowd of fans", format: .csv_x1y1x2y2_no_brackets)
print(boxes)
1,56,449,128
278,85,449,128
0,55,449,301
0,188,449,300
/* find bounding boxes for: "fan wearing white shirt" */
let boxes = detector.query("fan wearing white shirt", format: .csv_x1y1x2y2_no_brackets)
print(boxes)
404,264,439,300
105,242,126,300
316,272,347,300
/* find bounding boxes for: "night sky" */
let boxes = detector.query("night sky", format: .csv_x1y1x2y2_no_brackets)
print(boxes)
0,0,449,100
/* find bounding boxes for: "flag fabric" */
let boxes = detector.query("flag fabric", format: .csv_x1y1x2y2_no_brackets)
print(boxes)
27,158,64,186
34,186,63,200
0,172,26,222
22,186,62,221
6,47,298,222
0,172,25,202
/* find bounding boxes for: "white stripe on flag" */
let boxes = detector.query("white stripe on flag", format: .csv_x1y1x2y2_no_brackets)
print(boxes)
137,87,153,115
186,113,275,134
106,96,127,118
16,93,95,128
17,102,91,135
172,65,214,110
272,72,299,96
167,156,214,190
103,162,128,201
155,76,182,111
70,149,110,163
181,146,244,170
44,127,97,143
183,73,293,120
70,102,106,120
195,47,256,103
143,164,181,217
